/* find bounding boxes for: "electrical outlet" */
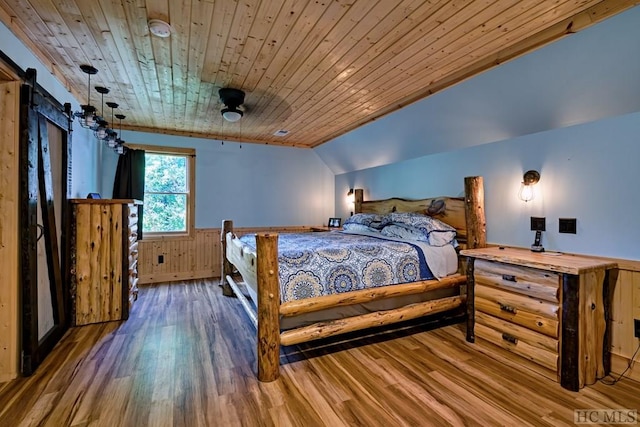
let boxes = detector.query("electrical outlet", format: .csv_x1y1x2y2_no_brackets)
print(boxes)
559,218,577,234
530,217,546,231
158,255,164,264
635,319,640,339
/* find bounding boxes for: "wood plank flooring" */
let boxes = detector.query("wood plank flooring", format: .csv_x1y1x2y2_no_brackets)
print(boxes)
0,279,638,426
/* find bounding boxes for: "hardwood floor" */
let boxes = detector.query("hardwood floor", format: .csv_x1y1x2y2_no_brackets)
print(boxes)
1,280,638,426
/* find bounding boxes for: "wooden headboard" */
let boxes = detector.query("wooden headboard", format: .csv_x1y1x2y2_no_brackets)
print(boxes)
353,176,486,249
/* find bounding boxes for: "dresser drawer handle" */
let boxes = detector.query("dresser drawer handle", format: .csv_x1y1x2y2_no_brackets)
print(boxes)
502,274,517,282
499,303,517,314
502,333,518,345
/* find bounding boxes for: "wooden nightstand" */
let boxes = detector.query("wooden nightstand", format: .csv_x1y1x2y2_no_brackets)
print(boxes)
460,247,617,391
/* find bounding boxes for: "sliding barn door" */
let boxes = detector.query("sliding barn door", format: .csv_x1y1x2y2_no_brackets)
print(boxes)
19,69,72,375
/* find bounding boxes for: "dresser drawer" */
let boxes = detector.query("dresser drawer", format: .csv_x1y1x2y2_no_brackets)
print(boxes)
475,322,558,372
476,311,558,353
475,284,559,319
475,259,559,303
476,284,559,338
127,209,138,227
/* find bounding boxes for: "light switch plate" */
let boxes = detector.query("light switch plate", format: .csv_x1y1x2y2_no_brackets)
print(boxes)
530,217,546,231
559,218,577,234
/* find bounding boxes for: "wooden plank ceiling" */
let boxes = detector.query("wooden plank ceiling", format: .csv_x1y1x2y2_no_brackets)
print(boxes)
0,0,636,148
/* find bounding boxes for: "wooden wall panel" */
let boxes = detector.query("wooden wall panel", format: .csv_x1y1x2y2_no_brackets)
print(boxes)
138,229,219,284
610,268,640,381
0,80,20,381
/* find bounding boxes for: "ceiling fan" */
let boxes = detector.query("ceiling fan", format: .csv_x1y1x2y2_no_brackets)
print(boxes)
219,88,245,122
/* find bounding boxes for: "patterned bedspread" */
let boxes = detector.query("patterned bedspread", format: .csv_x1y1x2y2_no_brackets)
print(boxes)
238,232,436,303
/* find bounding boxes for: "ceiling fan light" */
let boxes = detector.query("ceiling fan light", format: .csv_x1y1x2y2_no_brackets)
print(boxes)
222,107,243,122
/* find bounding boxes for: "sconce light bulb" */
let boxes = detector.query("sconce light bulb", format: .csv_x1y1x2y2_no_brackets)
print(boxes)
346,188,355,205
518,170,540,202
519,182,535,202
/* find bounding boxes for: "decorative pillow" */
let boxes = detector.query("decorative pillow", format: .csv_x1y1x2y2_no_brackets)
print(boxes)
343,213,384,230
380,224,428,241
343,223,381,233
381,212,457,246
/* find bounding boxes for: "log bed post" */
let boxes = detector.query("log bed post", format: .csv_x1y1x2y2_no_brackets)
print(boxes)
354,189,363,214
463,176,486,250
256,233,280,382
463,176,486,344
220,220,235,297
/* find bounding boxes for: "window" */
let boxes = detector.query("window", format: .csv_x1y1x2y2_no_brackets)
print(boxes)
140,146,195,237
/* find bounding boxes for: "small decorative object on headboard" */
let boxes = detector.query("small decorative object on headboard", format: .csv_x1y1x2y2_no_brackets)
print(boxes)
426,199,446,216
87,193,101,199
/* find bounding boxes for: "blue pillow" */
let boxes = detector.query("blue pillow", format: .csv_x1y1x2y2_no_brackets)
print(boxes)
381,212,456,246
380,224,428,241
343,223,381,233
343,213,384,230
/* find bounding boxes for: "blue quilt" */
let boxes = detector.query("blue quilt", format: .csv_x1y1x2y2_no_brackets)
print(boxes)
238,232,434,303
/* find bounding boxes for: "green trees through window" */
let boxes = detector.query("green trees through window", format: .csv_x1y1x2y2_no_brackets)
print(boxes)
144,153,189,233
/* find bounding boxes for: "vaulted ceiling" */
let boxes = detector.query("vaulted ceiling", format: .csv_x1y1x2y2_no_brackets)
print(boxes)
0,0,635,148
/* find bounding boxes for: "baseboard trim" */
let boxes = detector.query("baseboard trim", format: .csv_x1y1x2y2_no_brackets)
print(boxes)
0,372,18,383
611,352,640,383
138,270,215,285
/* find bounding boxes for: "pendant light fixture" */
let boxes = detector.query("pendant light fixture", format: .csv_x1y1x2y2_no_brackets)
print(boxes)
73,64,128,154
94,86,110,139
114,113,127,154
105,102,119,148
75,64,98,128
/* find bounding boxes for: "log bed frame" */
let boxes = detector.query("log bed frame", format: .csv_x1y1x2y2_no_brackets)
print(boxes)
220,176,486,382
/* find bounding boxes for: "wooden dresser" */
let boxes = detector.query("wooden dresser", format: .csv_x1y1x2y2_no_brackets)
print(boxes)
460,247,617,391
69,199,142,325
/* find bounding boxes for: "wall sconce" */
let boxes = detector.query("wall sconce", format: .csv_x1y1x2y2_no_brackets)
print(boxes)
518,170,540,202
347,188,355,216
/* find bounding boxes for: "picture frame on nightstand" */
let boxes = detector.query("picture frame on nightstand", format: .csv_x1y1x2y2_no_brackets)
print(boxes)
328,217,342,228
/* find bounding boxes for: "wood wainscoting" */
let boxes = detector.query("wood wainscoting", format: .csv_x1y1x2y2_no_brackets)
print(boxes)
609,260,640,382
137,226,312,285
138,229,219,285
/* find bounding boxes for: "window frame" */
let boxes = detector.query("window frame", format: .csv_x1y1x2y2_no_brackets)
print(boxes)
127,144,195,240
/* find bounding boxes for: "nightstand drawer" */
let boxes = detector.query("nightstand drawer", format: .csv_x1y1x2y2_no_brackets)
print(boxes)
475,259,559,303
476,282,559,338
476,311,558,353
475,297,559,338
475,322,558,372
476,284,559,319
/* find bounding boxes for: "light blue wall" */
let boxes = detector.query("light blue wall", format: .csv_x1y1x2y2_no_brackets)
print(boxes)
335,111,640,260
328,6,640,260
0,20,101,197
103,130,335,228
317,6,640,175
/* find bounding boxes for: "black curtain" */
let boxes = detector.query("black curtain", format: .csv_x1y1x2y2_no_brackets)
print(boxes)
113,149,145,239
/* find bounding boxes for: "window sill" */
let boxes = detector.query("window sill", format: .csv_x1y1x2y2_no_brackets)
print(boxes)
141,231,193,241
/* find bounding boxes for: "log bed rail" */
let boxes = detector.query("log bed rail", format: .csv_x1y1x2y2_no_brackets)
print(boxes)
221,176,486,381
